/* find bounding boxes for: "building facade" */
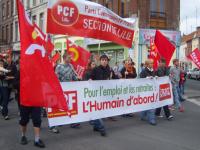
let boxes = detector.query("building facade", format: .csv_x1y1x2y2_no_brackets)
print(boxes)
0,0,14,52
89,0,180,30
180,27,200,69
87,0,180,71
12,0,48,58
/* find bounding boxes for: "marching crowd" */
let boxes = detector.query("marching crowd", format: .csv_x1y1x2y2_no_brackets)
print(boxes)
0,53,187,148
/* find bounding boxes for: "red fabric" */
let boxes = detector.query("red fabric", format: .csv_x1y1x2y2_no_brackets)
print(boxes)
187,48,200,69
52,52,60,67
33,25,54,55
17,0,68,110
6,49,12,55
149,38,160,70
44,35,54,55
66,39,91,78
47,1,134,48
154,30,175,66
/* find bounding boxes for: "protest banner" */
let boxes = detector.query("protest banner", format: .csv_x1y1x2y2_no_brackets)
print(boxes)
187,48,200,69
47,0,135,48
48,77,173,126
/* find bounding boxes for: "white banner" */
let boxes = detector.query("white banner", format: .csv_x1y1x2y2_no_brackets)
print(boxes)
48,77,173,127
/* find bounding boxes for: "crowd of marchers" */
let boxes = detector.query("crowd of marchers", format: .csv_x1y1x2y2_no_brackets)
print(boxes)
0,53,187,148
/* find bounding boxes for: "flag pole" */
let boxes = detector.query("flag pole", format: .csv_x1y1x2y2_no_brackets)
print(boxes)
98,41,101,65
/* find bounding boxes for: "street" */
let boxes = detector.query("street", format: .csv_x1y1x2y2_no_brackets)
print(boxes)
185,79,200,105
0,79,199,150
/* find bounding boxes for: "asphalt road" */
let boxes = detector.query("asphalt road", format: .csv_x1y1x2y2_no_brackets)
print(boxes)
185,79,200,98
0,79,200,150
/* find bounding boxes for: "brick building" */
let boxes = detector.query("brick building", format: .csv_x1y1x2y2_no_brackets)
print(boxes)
0,0,14,52
89,0,180,30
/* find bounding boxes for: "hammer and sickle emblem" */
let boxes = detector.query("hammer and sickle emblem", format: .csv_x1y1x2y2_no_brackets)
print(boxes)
69,47,79,62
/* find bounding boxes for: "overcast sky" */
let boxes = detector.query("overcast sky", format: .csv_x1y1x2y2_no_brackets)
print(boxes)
180,0,200,35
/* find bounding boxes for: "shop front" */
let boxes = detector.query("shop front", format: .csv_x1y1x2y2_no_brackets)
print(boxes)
137,29,181,72
87,41,128,67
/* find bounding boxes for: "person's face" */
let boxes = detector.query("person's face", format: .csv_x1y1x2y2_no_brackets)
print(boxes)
174,60,179,66
91,62,96,69
100,58,108,67
159,62,166,67
0,62,3,67
127,58,132,64
6,56,12,64
64,56,71,64
148,60,153,69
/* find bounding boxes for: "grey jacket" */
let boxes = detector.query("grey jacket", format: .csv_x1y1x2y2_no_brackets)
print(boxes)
169,66,180,86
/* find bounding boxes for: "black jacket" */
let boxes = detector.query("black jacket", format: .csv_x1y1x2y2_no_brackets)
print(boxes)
4,62,17,87
156,67,168,77
140,67,155,78
90,65,111,80
83,69,93,81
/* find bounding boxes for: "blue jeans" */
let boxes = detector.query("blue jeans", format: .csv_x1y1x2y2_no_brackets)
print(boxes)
179,84,184,95
140,109,156,124
92,119,105,131
172,85,181,108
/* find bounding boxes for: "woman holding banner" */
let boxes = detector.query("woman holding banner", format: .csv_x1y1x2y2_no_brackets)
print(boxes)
120,57,137,117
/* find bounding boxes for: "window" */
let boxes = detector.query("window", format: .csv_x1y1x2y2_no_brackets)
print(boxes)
159,0,165,13
10,23,13,42
27,0,30,9
7,1,10,17
2,3,5,19
150,0,165,17
32,15,37,24
150,0,157,12
40,0,44,3
121,1,125,17
15,21,18,41
39,13,44,31
2,26,5,41
11,0,13,15
33,0,36,6
6,25,9,43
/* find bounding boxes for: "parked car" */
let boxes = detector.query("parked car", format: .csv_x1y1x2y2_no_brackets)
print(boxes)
190,68,200,80
187,69,193,79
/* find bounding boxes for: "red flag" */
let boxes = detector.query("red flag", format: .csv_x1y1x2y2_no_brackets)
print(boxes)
17,0,67,110
44,34,54,54
154,30,175,66
149,37,160,70
33,25,54,55
66,39,91,78
52,52,60,67
187,48,200,69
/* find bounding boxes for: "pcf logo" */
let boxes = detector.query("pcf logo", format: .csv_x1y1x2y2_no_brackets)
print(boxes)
51,0,79,26
159,83,171,101
47,91,78,118
64,91,78,116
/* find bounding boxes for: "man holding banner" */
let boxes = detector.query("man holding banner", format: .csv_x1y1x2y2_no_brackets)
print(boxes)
54,53,81,132
140,59,157,125
90,54,111,136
